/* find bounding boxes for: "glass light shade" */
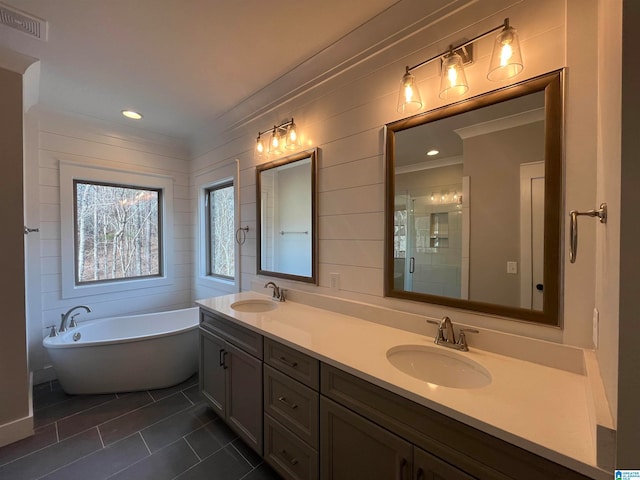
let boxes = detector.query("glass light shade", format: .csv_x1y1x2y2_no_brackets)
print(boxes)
487,25,523,81
268,128,283,155
256,135,265,156
285,122,300,150
439,52,468,100
397,68,423,114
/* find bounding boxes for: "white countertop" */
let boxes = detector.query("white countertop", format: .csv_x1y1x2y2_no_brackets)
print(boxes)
196,292,608,480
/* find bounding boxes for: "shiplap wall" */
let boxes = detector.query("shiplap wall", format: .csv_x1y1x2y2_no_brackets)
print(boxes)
29,110,193,374
190,0,600,347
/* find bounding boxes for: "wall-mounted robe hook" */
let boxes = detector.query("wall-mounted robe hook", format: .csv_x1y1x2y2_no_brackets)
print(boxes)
569,203,607,263
235,226,249,245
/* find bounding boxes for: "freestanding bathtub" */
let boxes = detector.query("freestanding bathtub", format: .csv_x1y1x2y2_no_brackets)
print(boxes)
43,307,199,394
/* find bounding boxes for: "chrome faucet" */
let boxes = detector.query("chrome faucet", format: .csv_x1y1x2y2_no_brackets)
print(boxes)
426,316,478,352
264,281,286,302
59,305,91,333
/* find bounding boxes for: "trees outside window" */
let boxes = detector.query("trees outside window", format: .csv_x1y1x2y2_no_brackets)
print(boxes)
74,181,161,283
206,182,234,279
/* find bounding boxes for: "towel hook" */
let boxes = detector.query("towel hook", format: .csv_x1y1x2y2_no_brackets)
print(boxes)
569,203,607,263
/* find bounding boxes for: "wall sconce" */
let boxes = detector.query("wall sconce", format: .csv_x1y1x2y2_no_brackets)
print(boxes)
397,18,523,114
256,118,301,158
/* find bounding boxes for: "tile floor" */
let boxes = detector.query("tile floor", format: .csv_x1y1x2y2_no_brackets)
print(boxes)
0,375,282,480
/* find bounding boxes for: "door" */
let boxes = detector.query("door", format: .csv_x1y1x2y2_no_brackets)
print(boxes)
199,327,226,417
413,446,475,480
226,341,263,455
320,397,412,480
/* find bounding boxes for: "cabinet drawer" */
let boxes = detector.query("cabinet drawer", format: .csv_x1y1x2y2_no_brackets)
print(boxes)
201,311,263,359
264,365,319,449
265,414,318,480
265,337,319,389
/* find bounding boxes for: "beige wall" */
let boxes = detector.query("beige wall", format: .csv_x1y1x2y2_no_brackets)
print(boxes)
0,66,30,444
464,123,544,307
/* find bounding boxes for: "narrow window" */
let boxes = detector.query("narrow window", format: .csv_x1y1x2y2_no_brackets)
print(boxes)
205,182,235,279
74,180,162,284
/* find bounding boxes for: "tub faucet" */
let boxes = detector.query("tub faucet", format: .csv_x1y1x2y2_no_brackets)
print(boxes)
59,305,91,333
264,281,286,302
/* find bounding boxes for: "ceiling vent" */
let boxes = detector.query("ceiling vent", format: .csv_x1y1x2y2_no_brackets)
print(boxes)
0,2,47,41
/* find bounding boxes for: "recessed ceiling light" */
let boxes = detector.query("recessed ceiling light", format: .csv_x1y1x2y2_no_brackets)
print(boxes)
426,149,439,156
121,110,143,120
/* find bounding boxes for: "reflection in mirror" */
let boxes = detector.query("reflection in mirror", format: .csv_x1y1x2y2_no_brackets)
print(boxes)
256,149,317,284
385,71,563,325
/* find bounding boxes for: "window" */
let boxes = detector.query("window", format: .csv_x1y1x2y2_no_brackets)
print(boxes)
60,162,174,298
205,182,235,279
74,181,162,284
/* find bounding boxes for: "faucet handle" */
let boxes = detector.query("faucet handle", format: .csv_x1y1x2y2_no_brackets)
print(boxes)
456,328,479,351
426,319,445,341
46,325,58,337
279,289,286,302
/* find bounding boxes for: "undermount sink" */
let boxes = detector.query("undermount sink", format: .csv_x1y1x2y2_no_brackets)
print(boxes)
386,345,491,389
230,299,278,313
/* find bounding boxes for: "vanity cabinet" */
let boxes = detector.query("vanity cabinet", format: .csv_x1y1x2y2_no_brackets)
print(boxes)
320,364,591,480
263,337,320,480
199,311,263,455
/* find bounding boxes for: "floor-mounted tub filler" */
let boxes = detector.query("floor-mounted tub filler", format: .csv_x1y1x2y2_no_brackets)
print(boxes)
43,307,199,394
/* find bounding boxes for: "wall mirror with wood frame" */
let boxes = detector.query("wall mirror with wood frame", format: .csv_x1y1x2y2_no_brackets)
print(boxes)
385,70,563,325
256,149,318,284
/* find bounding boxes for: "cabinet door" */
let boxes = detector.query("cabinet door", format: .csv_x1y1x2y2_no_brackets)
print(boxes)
320,397,412,480
226,341,263,455
413,447,476,480
199,327,226,417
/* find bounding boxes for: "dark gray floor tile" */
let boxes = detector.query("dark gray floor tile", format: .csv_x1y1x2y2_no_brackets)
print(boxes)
57,391,153,440
148,373,198,401
33,381,71,411
0,428,102,480
175,444,252,480
232,438,262,468
99,392,191,446
0,424,57,467
241,463,284,480
40,433,149,480
141,403,211,453
184,418,238,459
35,393,117,428
106,439,198,480
183,384,204,404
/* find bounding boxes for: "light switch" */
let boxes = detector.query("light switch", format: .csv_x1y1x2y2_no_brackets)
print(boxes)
507,261,518,274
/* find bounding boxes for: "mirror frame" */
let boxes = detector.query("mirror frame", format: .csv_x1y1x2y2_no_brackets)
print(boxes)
256,149,318,284
384,70,564,326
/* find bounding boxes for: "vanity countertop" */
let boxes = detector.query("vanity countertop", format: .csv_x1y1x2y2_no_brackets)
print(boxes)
196,292,608,480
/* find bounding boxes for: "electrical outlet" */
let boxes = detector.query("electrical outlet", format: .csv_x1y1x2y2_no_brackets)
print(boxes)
330,273,340,291
507,261,518,274
593,307,599,348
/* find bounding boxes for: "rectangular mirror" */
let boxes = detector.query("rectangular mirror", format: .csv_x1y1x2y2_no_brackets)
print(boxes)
256,149,318,284
385,71,563,325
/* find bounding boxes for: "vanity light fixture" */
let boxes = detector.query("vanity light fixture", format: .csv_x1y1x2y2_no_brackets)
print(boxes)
255,118,301,158
396,18,524,113
121,110,143,120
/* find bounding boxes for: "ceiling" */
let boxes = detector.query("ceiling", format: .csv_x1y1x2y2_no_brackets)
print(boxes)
0,0,399,149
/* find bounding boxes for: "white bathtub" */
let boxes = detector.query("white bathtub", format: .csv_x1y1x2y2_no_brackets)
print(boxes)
43,307,199,394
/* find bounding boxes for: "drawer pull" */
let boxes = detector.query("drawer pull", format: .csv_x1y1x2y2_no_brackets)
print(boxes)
279,448,299,466
278,356,298,368
416,467,424,480
277,396,299,410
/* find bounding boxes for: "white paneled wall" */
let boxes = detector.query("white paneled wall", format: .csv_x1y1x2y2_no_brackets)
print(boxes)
28,110,192,375
188,0,603,346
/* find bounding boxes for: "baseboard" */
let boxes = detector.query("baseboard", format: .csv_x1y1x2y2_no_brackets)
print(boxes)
0,372,34,448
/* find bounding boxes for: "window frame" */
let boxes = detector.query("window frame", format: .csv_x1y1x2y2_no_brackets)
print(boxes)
72,179,164,285
196,160,240,294
60,161,174,299
204,180,235,280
